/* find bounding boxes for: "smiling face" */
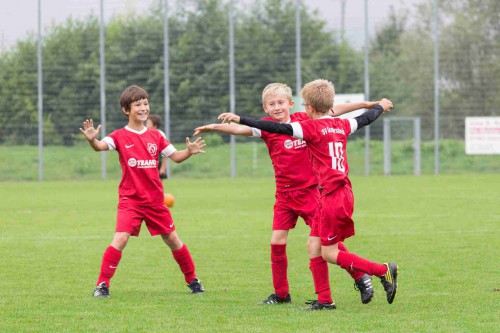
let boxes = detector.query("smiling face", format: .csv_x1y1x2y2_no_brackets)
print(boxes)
263,93,294,123
119,85,150,128
125,98,150,124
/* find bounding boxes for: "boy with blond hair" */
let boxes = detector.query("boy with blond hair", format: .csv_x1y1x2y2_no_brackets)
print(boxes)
80,85,206,298
195,83,378,309
218,79,398,308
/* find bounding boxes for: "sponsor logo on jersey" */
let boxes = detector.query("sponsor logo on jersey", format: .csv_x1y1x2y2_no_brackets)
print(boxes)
148,143,158,156
128,158,157,168
284,139,307,149
321,127,345,135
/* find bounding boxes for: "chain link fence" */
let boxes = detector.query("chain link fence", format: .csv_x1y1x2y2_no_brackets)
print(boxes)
0,0,498,181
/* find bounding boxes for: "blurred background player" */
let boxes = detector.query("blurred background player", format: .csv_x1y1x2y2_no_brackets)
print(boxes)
80,85,206,298
194,83,377,309
219,79,398,309
146,114,168,179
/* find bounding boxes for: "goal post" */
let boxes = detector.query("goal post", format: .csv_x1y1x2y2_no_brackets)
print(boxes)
383,117,421,176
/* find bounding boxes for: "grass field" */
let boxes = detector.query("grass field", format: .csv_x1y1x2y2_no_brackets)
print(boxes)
0,175,499,332
1,139,499,181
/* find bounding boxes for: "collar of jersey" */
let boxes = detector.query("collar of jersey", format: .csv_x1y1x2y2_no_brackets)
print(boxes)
125,126,148,134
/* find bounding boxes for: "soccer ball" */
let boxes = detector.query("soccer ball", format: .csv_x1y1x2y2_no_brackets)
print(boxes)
164,193,175,207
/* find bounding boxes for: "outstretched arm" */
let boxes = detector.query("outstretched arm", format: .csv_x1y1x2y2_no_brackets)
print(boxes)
79,119,109,151
332,101,380,117
218,111,293,135
238,117,293,136
169,137,206,163
354,98,393,129
193,123,253,137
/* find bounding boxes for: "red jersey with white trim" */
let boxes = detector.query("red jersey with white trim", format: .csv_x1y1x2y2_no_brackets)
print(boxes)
291,117,357,195
103,127,174,205
258,112,317,191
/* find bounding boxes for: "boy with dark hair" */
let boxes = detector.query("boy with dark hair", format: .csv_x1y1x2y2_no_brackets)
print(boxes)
147,114,168,179
218,79,398,308
80,85,206,298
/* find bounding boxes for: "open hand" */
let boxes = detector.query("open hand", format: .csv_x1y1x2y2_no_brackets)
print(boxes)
79,119,101,141
193,124,215,136
186,137,206,155
218,113,240,124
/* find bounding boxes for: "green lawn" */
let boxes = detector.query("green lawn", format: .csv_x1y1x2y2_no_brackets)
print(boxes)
1,139,499,181
0,175,499,332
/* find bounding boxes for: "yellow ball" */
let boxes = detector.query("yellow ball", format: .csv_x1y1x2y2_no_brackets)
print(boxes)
164,193,175,207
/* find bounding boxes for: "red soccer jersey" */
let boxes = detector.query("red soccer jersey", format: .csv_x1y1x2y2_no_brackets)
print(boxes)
255,112,317,191
290,116,358,194
104,126,175,205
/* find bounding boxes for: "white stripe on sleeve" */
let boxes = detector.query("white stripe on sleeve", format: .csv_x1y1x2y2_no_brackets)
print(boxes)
348,118,358,135
103,137,115,150
161,144,177,157
291,122,303,139
251,128,262,138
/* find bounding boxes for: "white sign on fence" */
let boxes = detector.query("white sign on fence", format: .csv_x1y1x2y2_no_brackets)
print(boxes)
465,117,500,155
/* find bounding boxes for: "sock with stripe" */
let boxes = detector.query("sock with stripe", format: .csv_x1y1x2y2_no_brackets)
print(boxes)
337,242,365,280
336,250,387,277
96,245,122,287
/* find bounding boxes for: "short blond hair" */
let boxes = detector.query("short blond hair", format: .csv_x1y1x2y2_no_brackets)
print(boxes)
262,83,293,104
300,79,335,114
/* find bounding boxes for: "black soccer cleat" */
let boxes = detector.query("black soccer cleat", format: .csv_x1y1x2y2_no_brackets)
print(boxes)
261,293,292,304
380,263,398,304
302,300,336,311
187,278,205,294
93,282,110,298
354,274,374,304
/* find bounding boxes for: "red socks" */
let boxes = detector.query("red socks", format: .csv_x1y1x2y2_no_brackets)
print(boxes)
336,251,387,277
309,256,333,304
172,244,196,284
96,245,122,287
271,244,289,299
337,242,365,280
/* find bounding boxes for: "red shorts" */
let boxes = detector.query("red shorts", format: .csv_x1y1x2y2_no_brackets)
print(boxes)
319,185,355,246
116,203,175,236
273,185,320,237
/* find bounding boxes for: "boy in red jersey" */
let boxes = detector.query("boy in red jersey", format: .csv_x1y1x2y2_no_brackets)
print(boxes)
146,114,168,179
218,79,398,308
80,85,206,298
194,83,378,309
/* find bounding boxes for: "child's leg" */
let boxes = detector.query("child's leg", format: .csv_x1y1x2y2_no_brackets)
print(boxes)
322,243,387,277
270,230,289,299
337,242,365,280
308,236,332,304
162,231,196,283
96,232,130,287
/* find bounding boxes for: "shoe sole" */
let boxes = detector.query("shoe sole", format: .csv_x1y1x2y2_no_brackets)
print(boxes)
361,293,374,304
387,264,398,304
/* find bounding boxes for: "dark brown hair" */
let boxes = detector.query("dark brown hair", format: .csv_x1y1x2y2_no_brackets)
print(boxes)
148,114,162,128
120,85,149,112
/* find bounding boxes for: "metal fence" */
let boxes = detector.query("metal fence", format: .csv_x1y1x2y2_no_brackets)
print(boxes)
0,0,498,181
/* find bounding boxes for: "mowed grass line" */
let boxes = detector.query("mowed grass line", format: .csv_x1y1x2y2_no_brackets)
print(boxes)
0,175,498,332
